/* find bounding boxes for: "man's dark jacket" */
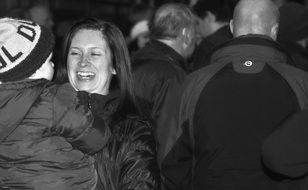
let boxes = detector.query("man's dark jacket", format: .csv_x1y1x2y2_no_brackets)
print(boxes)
159,35,308,190
190,25,233,71
262,110,308,190
131,39,188,139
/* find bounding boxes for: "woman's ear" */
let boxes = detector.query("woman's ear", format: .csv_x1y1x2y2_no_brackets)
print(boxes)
111,67,116,75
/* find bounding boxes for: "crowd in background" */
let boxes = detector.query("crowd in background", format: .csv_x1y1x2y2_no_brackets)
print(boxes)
3,0,308,70
1,0,308,189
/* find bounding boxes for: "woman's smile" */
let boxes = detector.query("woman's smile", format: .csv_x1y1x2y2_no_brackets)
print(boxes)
77,71,96,80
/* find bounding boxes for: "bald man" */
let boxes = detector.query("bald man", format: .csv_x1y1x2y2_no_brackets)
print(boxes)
230,0,279,39
159,0,308,189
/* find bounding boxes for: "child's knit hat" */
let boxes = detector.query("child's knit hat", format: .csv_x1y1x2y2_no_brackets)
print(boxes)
0,17,54,82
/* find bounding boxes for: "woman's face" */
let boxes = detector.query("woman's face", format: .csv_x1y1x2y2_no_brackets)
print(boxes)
67,29,116,95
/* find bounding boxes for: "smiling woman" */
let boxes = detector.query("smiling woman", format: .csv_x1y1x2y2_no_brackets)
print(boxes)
67,29,116,95
55,18,160,190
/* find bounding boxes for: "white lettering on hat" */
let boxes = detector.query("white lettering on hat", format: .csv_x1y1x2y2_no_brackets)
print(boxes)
0,21,37,69
0,55,7,69
2,46,22,62
17,21,37,42
0,47,23,69
0,19,42,74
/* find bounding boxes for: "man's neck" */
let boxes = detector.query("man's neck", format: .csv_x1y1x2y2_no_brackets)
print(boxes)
212,21,229,34
157,38,182,57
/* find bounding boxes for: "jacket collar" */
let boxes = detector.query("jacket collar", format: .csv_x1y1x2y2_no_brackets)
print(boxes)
133,39,188,71
210,34,295,66
82,90,119,118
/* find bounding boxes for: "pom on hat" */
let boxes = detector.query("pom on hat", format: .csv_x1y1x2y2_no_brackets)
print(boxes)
0,17,54,82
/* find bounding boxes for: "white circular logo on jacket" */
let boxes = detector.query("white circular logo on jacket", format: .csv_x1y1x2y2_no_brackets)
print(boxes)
244,60,253,67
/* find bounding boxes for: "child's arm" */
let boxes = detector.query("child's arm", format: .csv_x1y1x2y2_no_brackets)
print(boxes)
51,83,110,154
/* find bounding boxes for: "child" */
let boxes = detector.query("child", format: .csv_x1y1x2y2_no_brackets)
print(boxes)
0,18,109,190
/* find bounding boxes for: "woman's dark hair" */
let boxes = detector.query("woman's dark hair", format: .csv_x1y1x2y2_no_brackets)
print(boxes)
56,18,138,119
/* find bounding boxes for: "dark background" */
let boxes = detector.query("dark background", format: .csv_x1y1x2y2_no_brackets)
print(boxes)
0,0,307,41
0,0,191,37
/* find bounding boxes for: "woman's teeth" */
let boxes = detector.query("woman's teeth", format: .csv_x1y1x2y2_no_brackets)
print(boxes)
77,71,95,80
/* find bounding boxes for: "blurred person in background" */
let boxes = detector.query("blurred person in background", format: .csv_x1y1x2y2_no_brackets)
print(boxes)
131,3,196,156
126,3,153,45
6,6,28,19
7,3,54,30
277,2,308,71
128,19,150,55
28,3,54,30
190,0,238,71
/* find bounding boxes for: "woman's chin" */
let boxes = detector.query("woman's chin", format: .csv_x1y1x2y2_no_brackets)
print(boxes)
75,84,94,92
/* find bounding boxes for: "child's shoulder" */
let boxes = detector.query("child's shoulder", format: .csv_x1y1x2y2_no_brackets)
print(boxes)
44,82,78,105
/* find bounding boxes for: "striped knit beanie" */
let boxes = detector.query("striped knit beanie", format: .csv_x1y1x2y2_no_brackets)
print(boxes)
0,17,54,82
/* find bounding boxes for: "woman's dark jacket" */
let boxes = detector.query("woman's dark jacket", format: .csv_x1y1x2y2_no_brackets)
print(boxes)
79,92,160,190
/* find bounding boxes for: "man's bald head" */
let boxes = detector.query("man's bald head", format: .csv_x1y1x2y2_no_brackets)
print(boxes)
230,0,279,40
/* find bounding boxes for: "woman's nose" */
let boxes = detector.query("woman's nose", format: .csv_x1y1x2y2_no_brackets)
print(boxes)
79,55,90,67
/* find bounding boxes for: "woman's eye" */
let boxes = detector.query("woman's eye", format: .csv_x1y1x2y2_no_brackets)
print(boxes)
70,51,80,56
91,53,101,56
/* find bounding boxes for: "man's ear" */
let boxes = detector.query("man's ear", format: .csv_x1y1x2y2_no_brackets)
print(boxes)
182,27,193,47
229,19,234,34
270,23,279,40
